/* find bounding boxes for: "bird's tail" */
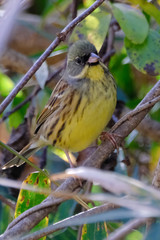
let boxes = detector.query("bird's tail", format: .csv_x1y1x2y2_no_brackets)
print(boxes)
2,139,42,170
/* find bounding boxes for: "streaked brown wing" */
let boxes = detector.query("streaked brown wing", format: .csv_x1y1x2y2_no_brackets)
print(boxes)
35,79,69,134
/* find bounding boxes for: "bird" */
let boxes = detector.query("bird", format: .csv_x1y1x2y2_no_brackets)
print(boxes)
2,40,117,170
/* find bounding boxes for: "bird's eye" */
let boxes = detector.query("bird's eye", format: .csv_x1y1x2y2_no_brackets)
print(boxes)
75,54,91,65
75,57,82,65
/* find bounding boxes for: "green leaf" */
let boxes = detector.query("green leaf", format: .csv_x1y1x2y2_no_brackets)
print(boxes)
70,11,111,51
15,171,51,240
81,222,108,240
125,230,143,240
109,50,136,99
0,72,14,97
7,94,28,129
128,0,160,25
125,29,160,76
0,205,12,234
42,0,72,18
8,111,25,129
112,3,149,44
53,200,76,223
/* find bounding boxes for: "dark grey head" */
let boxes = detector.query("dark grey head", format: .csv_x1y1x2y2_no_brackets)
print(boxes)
67,40,99,77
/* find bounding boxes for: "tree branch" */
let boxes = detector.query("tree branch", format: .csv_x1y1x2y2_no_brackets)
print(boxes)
0,0,105,115
71,0,79,20
21,203,117,240
111,95,160,133
0,195,15,211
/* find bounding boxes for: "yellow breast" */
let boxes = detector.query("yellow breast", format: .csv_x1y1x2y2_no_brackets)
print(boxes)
55,67,116,152
86,64,105,81
61,93,116,152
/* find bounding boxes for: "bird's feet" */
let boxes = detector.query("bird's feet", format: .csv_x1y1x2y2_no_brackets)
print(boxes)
100,131,121,153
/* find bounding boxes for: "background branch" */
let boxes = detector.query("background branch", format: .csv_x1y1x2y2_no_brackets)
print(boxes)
71,0,79,20
0,195,15,211
0,48,33,74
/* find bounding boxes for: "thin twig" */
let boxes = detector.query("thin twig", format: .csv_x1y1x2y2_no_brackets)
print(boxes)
103,24,115,64
71,0,79,20
111,95,160,133
102,49,115,63
0,0,105,115
0,194,15,210
0,141,47,175
21,203,117,240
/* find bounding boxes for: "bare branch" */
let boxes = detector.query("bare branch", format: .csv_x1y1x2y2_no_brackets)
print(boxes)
21,203,117,240
0,0,105,114
111,95,160,133
0,195,15,210
71,0,79,20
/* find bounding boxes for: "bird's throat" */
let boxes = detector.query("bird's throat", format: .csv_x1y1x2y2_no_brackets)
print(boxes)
86,64,105,82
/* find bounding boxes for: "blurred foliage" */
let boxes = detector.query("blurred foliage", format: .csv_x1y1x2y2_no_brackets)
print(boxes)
0,0,160,239
81,222,108,240
125,230,143,240
70,11,111,51
125,30,160,76
112,3,149,44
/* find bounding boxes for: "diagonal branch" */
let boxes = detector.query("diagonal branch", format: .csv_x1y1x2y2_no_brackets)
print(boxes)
21,203,117,240
0,0,105,115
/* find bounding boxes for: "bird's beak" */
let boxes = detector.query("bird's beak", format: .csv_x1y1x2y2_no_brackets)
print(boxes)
87,53,100,64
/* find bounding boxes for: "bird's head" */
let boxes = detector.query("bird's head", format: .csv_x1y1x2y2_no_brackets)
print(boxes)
67,40,100,78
